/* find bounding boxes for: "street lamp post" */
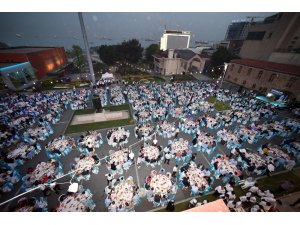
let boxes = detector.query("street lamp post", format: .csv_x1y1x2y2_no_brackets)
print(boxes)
219,63,228,90
213,63,228,105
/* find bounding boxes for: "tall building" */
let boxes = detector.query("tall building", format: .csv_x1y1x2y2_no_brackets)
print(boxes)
224,20,251,55
0,46,69,80
160,30,191,51
239,13,300,65
225,21,250,41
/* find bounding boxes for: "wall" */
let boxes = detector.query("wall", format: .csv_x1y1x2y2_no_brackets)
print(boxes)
225,62,300,101
27,47,68,79
0,47,68,80
0,53,27,63
163,58,181,75
268,52,300,66
239,13,300,61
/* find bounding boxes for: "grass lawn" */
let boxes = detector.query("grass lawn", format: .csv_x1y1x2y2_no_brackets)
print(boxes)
206,96,231,111
65,104,134,134
155,170,300,212
73,108,96,115
173,74,196,81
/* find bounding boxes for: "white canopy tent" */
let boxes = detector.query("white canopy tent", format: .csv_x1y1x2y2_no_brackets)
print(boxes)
101,72,114,80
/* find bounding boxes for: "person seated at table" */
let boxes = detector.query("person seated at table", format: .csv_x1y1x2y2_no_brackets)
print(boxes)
188,198,197,209
154,194,161,204
182,176,190,188
261,144,269,155
111,162,117,171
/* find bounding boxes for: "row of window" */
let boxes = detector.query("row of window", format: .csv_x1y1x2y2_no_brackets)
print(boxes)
226,74,296,89
230,64,297,87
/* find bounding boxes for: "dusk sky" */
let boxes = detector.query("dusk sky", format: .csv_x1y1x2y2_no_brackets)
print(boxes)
0,12,276,50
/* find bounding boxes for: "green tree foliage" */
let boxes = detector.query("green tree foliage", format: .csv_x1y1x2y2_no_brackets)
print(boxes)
97,45,117,66
210,47,239,67
93,62,108,75
97,39,143,66
145,43,160,64
69,45,87,72
209,47,239,76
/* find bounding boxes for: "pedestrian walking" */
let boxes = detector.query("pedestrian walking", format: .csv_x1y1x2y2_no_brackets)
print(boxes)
172,165,178,178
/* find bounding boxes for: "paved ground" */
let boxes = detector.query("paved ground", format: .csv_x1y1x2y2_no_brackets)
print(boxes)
0,77,299,212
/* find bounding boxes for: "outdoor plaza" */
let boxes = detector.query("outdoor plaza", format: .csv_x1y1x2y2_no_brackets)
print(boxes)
0,76,300,212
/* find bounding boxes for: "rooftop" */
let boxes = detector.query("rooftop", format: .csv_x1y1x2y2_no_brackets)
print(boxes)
0,46,61,54
231,58,300,76
154,49,198,60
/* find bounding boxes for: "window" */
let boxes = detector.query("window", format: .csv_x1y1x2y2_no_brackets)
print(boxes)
286,77,297,88
291,41,296,44
234,78,238,82
227,75,231,79
238,66,243,73
247,68,252,76
257,70,263,79
243,80,246,85
246,31,266,40
294,36,299,40
231,64,234,71
252,84,256,89
268,73,276,82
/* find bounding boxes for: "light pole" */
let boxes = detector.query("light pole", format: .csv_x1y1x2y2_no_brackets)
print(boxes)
219,63,228,90
78,12,95,84
213,63,228,105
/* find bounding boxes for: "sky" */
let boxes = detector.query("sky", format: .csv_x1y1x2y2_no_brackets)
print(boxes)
0,12,276,50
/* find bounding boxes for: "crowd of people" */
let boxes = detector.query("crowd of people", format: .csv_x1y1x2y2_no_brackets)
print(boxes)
1,78,299,212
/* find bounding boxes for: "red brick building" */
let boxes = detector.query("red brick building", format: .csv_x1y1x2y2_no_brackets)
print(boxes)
0,46,69,80
225,58,300,100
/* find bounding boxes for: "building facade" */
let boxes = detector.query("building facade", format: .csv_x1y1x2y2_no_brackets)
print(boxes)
239,13,300,66
223,21,251,55
224,58,300,101
225,21,250,41
153,49,209,76
0,62,37,91
0,46,69,80
160,30,191,51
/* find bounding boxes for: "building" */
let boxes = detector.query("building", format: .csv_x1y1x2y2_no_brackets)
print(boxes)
224,58,300,100
0,62,37,91
0,46,69,80
224,20,251,55
160,30,191,51
225,21,250,41
214,41,230,50
239,13,300,66
153,49,209,76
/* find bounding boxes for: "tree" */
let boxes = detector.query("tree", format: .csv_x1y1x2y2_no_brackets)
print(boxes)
97,45,118,66
69,45,87,72
97,39,143,66
93,62,108,76
209,47,239,76
118,39,143,64
145,43,160,64
0,42,9,48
